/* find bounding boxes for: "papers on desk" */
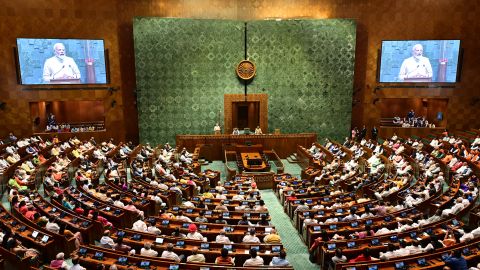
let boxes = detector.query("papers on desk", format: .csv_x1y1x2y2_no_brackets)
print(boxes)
265,250,271,254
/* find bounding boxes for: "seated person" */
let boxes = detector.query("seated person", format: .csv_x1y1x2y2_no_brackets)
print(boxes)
50,252,69,269
270,249,290,266
215,248,235,265
161,243,183,262
186,247,206,263
242,230,261,243
244,248,264,266
140,242,158,257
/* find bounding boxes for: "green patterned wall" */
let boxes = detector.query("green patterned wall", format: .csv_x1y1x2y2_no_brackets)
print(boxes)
247,20,356,141
133,18,245,145
134,18,356,144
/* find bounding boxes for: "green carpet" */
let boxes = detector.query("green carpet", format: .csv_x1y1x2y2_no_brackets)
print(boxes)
261,190,318,270
261,159,317,269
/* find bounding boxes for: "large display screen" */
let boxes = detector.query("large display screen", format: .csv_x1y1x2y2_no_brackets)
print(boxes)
379,40,461,83
16,38,107,85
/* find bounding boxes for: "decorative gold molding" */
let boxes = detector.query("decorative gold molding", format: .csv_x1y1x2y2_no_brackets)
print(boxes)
236,60,256,80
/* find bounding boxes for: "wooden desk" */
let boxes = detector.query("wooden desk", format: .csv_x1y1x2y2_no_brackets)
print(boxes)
76,245,295,270
176,133,317,160
241,152,267,172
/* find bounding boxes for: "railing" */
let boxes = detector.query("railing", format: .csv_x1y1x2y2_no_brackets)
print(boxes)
265,149,284,173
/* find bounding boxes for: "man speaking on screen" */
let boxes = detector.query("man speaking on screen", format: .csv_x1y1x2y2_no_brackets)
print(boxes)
398,44,433,81
43,42,81,82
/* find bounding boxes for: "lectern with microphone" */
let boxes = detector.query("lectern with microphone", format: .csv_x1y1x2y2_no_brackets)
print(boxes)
49,78,81,84
404,77,432,82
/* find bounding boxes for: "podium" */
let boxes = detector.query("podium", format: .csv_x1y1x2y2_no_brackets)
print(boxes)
50,78,81,84
404,77,432,83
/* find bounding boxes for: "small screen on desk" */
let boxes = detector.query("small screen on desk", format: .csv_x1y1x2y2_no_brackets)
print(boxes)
347,242,356,248
94,252,104,260
327,243,336,250
417,258,427,266
118,257,127,265
395,262,405,270
140,261,150,268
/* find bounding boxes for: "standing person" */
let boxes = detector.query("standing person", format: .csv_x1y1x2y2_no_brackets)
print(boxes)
43,42,81,82
371,126,378,141
444,249,468,270
398,44,433,81
360,125,367,141
214,123,221,135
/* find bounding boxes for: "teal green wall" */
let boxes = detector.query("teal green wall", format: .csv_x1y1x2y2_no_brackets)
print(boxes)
134,18,356,145
247,20,356,140
133,18,245,144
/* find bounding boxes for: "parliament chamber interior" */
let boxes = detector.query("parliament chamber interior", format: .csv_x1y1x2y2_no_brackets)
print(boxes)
0,0,480,269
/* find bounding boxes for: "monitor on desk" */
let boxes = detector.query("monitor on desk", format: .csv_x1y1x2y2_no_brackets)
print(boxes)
140,261,150,269
94,252,104,261
41,235,49,243
118,257,128,265
417,258,428,266
395,261,406,270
